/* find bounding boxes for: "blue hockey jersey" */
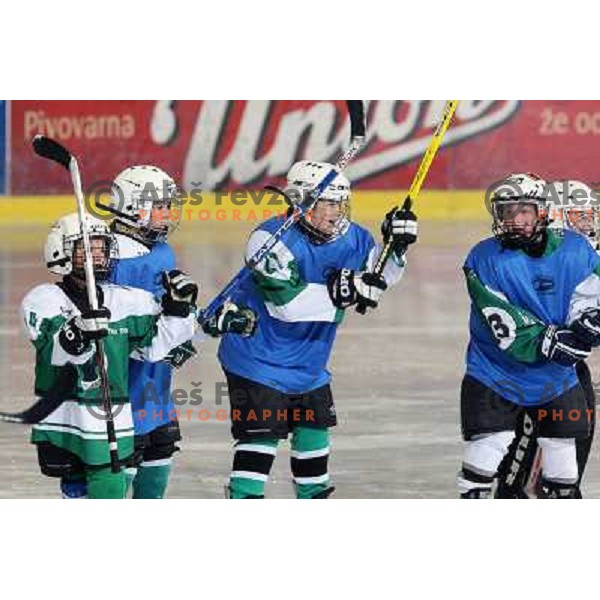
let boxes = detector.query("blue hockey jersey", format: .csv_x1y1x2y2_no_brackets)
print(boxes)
219,216,405,394
464,229,600,406
110,234,176,435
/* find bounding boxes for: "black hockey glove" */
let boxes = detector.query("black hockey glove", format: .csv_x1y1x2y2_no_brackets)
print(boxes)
202,302,257,338
163,340,198,369
327,268,388,313
381,206,418,257
571,309,600,347
161,270,199,317
59,307,111,356
540,325,592,367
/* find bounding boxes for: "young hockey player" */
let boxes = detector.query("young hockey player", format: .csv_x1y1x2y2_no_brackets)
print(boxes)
552,180,600,495
60,165,256,499
548,180,600,252
217,160,418,499
503,180,600,498
459,173,600,499
108,165,182,499
21,212,198,499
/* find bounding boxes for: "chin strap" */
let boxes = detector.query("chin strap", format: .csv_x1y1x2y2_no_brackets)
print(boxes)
498,227,547,256
111,220,155,248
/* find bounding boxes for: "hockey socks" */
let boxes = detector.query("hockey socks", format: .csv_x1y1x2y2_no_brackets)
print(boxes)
61,474,88,499
86,467,127,499
124,467,137,496
229,438,278,499
61,468,126,499
228,429,333,499
133,460,172,499
291,427,332,499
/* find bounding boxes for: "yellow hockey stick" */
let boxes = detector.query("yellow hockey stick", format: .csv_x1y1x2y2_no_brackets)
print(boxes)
372,100,459,275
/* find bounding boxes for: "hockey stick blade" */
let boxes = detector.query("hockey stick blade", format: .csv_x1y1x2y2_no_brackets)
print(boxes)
0,396,63,425
0,411,27,424
32,135,72,170
347,100,366,139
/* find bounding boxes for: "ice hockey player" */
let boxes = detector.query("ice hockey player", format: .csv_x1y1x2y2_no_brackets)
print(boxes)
549,179,600,251
21,212,198,499
459,173,600,499
60,165,257,499
505,180,600,498
217,160,418,499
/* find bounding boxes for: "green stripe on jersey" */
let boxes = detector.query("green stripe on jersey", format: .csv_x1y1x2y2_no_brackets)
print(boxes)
464,267,547,363
252,260,307,306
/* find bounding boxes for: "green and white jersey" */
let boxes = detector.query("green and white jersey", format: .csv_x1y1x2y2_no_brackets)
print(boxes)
20,282,196,466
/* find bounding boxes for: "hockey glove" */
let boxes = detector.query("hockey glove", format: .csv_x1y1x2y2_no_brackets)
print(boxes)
327,268,388,312
59,307,111,356
571,309,600,347
540,325,592,367
161,269,199,317
202,302,257,338
381,207,418,257
163,340,198,369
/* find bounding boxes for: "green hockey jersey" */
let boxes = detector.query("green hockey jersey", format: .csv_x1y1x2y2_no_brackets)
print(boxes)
20,282,196,466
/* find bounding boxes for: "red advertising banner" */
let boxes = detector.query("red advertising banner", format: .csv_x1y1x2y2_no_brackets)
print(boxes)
9,100,600,195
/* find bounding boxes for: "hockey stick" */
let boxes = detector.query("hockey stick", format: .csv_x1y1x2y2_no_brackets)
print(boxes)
355,100,458,314
0,369,78,425
32,135,121,474
0,398,60,424
197,100,366,324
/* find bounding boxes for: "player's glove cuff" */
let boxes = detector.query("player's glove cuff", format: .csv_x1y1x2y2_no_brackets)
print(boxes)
59,319,91,356
327,268,387,312
571,309,600,347
540,325,591,367
163,341,198,369
381,207,418,256
202,302,258,338
162,269,199,317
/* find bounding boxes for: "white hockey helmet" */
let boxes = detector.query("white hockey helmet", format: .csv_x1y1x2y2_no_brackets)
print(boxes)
547,180,600,248
489,172,548,249
107,165,181,244
285,160,351,244
44,212,117,279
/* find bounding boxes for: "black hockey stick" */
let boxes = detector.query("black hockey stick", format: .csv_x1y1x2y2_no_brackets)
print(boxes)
0,397,61,424
33,135,121,474
0,368,78,425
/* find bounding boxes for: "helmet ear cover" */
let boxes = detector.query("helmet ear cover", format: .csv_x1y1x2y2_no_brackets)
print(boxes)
44,212,117,279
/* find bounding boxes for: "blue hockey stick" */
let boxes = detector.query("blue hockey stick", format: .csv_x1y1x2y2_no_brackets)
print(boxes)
197,100,366,324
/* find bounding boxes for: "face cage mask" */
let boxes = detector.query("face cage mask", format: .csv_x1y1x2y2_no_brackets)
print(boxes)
69,234,117,281
491,200,548,250
135,196,183,244
563,208,600,247
109,190,183,246
296,199,351,245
